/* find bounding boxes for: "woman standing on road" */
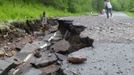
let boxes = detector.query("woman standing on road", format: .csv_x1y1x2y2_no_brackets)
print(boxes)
104,0,112,18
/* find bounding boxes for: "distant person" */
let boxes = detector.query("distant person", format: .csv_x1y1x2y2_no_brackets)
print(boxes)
104,0,112,18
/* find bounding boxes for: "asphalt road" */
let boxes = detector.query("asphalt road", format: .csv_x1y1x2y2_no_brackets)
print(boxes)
61,12,134,75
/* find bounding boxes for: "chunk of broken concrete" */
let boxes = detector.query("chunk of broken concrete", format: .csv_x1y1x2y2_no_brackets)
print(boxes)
0,60,17,75
67,54,87,64
51,39,70,53
21,68,42,75
31,52,57,68
31,60,56,69
41,64,60,75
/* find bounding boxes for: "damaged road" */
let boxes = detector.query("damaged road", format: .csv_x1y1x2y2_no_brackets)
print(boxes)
0,13,94,75
1,12,134,75
60,15,134,75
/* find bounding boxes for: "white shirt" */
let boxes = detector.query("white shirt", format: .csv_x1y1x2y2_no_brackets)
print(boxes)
105,2,112,8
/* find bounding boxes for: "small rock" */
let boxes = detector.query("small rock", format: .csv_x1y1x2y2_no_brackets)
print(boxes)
67,55,87,64
0,50,5,57
34,51,41,58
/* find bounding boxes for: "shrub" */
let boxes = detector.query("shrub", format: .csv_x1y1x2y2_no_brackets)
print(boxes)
41,0,93,13
92,0,103,12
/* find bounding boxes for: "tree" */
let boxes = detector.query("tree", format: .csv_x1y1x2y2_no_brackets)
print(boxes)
92,0,104,12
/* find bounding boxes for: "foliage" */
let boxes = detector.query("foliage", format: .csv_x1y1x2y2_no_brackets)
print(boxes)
111,0,134,12
0,0,134,21
0,0,80,21
41,0,93,13
92,0,104,12
125,12,134,17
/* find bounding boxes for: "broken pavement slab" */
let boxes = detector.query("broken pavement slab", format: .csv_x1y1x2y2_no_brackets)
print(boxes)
50,40,70,53
41,64,60,75
67,53,87,64
0,60,11,74
20,64,60,75
0,60,16,75
30,51,57,68
21,68,42,75
20,40,45,53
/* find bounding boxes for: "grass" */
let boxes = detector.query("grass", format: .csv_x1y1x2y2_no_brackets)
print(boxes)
125,12,134,17
0,5,71,21
0,1,87,29
0,1,84,21
0,0,90,30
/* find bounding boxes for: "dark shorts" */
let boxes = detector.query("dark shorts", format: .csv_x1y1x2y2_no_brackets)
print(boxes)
105,8,112,18
106,7,112,11
108,8,112,12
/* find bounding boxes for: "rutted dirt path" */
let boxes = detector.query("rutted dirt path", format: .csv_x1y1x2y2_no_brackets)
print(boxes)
61,14,134,75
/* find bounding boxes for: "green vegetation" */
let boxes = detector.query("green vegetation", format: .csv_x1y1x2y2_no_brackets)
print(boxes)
111,0,134,11
0,0,104,21
0,0,133,21
0,0,95,21
91,0,104,12
125,12,134,17
44,0,134,14
0,0,77,21
111,0,134,17
41,0,93,13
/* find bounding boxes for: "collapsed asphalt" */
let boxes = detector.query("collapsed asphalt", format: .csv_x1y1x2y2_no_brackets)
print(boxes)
0,12,134,75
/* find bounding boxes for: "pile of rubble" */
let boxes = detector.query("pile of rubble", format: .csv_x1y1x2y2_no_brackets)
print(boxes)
0,12,94,75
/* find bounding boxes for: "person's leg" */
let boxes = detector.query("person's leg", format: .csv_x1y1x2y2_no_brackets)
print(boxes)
106,8,109,18
109,8,112,17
